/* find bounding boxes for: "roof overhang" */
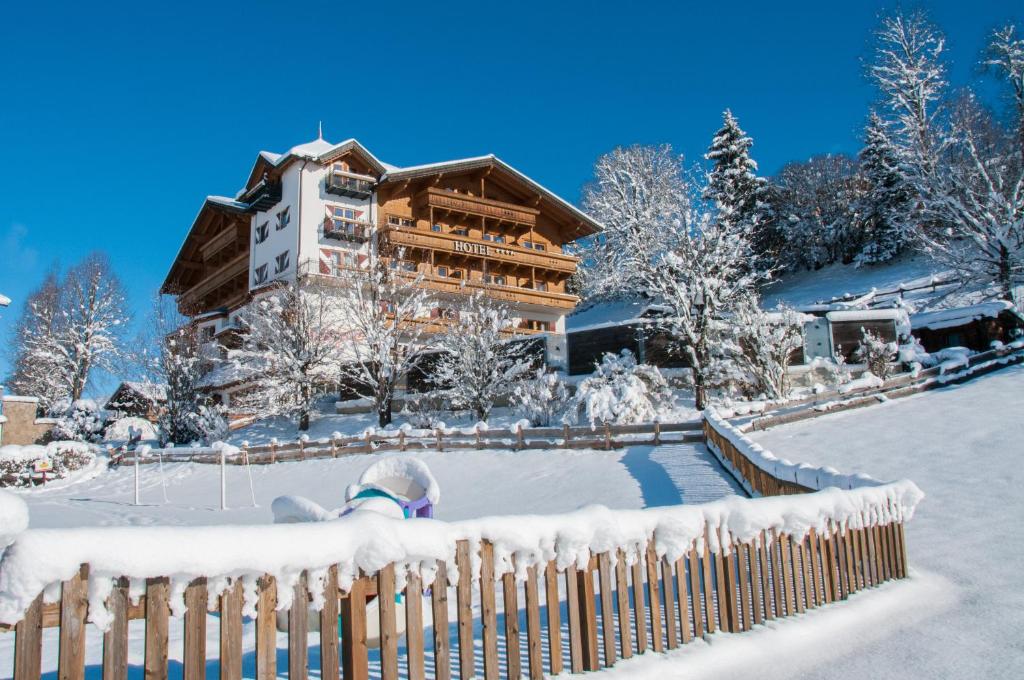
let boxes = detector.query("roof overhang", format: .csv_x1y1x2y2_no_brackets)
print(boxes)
160,197,250,295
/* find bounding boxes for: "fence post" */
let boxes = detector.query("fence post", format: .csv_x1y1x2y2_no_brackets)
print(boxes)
563,423,571,448
399,430,407,452
331,435,338,458
299,438,305,460
364,431,373,454
435,428,443,452
603,422,611,450
475,426,482,450
270,441,277,464
654,421,661,446
516,423,524,450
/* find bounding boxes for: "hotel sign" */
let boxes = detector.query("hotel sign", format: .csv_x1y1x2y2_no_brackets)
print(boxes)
453,240,516,257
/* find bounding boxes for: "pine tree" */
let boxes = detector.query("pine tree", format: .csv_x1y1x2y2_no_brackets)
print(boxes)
704,110,770,266
855,112,913,265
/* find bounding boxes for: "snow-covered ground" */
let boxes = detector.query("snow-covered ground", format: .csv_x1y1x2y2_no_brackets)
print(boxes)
583,363,1024,680
762,255,946,309
10,444,744,530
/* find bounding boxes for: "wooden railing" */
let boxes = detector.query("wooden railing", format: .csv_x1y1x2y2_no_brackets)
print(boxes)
0,516,911,680
0,414,918,680
130,421,705,465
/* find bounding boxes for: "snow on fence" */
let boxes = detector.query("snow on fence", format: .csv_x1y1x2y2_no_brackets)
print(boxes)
128,421,706,467
0,433,922,680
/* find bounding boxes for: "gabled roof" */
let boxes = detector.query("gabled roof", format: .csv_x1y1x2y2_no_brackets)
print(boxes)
380,154,603,238
160,196,249,294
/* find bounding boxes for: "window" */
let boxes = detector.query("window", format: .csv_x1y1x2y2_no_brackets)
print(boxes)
387,215,415,228
485,274,507,286
533,281,548,292
389,259,417,273
199,326,215,342
333,206,358,220
275,250,290,274
255,221,269,244
436,265,449,277
327,250,356,275
431,224,443,233
448,269,463,279
522,240,546,251
451,227,469,236
276,206,290,231
253,264,268,285
522,319,552,332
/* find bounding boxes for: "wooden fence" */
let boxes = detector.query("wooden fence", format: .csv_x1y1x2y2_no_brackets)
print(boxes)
1,524,908,680
1,413,913,680
129,421,705,466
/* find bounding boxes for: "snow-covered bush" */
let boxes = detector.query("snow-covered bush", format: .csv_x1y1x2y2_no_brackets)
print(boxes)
190,404,229,445
401,393,448,430
575,350,673,426
50,399,105,443
855,328,898,379
0,441,95,488
716,300,806,401
512,369,574,426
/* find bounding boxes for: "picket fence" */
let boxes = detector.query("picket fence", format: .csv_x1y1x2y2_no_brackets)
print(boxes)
1,414,911,680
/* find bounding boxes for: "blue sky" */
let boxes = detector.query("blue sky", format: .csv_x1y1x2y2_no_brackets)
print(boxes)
0,0,1020,393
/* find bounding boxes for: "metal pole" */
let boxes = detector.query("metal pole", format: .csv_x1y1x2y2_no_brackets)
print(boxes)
134,450,140,506
220,446,227,510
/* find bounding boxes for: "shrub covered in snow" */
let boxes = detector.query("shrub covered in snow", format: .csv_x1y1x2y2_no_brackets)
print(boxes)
400,393,448,430
575,350,673,426
854,328,898,379
50,399,105,443
512,369,574,426
0,441,96,488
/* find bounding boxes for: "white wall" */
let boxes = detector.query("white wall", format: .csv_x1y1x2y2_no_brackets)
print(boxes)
297,163,374,278
249,163,302,290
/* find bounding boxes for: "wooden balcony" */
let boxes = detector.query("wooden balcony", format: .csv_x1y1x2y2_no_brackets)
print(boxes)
326,169,374,199
179,253,249,311
238,178,281,211
415,187,539,226
200,223,247,264
324,220,371,243
405,271,579,310
379,226,578,275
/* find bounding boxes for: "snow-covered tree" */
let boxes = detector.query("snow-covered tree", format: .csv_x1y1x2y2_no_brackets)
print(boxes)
771,154,863,270
575,350,673,426
579,145,690,299
869,11,947,177
6,255,128,405
6,271,67,410
58,254,130,400
512,368,573,426
643,172,769,409
871,14,1024,300
854,328,898,379
233,277,347,430
855,112,914,265
331,246,433,427
429,291,534,422
704,110,771,269
720,298,806,400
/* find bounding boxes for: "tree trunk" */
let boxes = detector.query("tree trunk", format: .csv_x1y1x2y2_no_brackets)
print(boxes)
299,410,310,431
378,394,393,427
999,244,1014,302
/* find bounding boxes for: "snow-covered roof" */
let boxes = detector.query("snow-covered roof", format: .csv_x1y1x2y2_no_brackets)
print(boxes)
106,382,168,407
1,395,39,403
567,299,662,332
910,301,1017,331
825,309,903,322
206,195,249,211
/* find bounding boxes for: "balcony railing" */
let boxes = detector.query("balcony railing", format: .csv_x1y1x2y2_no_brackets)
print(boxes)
379,226,578,274
416,186,540,225
324,220,371,243
326,169,375,199
238,178,282,211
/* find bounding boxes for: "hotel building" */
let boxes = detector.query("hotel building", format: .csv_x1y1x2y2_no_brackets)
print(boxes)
161,136,601,408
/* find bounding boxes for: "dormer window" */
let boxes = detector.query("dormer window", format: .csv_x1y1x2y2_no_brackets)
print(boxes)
254,264,268,285
276,206,290,231
275,250,290,274
255,221,269,244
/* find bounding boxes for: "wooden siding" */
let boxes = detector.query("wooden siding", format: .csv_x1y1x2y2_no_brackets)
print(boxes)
568,324,689,375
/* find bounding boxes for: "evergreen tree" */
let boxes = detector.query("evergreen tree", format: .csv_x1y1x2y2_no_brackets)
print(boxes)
855,112,913,265
704,110,771,267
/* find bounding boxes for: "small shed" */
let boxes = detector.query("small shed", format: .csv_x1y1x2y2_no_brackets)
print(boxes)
910,301,1024,353
565,300,688,375
799,308,903,363
105,382,168,423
